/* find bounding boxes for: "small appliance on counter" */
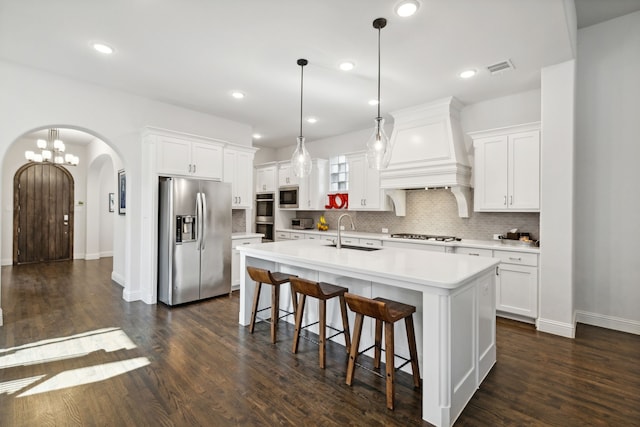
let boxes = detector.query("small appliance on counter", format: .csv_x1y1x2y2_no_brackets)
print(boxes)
292,218,314,229
499,228,539,247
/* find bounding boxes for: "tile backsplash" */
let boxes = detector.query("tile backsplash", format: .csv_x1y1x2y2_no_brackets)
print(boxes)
232,209,246,233
298,188,540,241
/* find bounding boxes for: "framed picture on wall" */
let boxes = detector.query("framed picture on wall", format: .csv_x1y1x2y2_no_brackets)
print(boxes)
118,169,126,215
108,192,115,212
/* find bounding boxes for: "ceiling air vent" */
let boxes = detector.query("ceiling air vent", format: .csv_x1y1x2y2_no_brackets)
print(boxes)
487,59,515,75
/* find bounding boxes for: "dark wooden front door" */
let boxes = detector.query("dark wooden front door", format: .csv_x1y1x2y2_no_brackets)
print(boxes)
13,163,74,264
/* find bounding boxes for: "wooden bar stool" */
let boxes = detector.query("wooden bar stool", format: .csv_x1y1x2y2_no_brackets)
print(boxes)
247,266,297,344
344,293,421,410
289,277,351,368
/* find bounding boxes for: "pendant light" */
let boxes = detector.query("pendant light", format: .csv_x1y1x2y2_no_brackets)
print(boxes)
366,17,391,170
291,58,312,178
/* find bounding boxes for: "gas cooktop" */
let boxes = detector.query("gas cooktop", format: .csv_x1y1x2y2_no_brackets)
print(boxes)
390,233,461,242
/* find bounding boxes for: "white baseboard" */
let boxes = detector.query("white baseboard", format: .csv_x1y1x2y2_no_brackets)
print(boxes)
575,310,640,335
1,258,12,266
73,253,85,260
123,289,142,302
111,271,125,286
100,251,113,258
0,307,3,326
536,317,576,338
85,253,100,260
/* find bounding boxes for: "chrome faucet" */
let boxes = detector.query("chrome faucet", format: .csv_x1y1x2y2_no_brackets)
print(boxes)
336,213,355,249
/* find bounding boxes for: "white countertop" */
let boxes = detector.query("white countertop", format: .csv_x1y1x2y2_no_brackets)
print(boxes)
238,239,499,290
232,232,264,240
276,228,540,254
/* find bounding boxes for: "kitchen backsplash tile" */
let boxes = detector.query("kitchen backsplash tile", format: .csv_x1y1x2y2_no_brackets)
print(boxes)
232,209,246,233
298,188,540,241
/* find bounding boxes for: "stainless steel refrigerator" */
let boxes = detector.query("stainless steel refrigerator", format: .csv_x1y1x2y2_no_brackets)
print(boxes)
158,177,231,305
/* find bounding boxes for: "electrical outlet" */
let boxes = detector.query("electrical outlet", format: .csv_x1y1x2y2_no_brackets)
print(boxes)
381,228,389,234
493,234,502,240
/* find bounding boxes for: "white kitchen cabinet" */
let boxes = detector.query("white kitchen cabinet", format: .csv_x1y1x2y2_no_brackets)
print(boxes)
157,135,223,180
232,236,262,290
275,231,292,241
224,146,256,209
347,152,391,211
278,162,300,187
494,249,538,319
383,240,447,253
279,159,328,210
455,247,493,258
255,164,277,194
470,123,540,212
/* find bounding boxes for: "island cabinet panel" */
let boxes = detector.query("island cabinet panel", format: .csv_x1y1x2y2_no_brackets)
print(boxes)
238,240,498,427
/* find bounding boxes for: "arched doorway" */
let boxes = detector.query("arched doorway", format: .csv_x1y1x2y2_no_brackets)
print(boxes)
13,163,74,264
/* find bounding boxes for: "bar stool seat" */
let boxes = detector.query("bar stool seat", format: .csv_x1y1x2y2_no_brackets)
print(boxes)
344,293,421,410
247,266,297,344
290,277,351,369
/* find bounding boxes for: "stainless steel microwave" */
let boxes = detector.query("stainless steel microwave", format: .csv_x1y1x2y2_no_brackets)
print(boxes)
279,186,298,208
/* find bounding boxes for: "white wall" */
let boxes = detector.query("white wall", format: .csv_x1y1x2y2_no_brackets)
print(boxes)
0,60,252,319
574,11,640,333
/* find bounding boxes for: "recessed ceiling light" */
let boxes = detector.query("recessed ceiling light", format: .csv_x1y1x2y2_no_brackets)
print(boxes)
339,61,355,71
92,43,114,55
368,99,379,106
395,0,420,17
459,69,477,79
252,133,262,139
306,117,317,124
231,91,245,99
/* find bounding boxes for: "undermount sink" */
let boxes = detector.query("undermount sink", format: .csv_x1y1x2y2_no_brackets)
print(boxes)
326,244,381,252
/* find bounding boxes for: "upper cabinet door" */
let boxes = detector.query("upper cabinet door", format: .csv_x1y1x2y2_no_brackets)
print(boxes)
157,136,192,176
508,131,540,210
224,148,253,208
191,142,222,180
278,163,299,187
474,136,509,210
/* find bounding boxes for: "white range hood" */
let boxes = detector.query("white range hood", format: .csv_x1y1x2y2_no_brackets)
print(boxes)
380,96,472,217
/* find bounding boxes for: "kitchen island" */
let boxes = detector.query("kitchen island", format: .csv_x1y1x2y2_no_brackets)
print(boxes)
238,239,500,427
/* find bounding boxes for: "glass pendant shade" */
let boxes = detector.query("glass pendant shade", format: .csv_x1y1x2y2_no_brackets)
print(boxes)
291,136,312,177
366,117,391,170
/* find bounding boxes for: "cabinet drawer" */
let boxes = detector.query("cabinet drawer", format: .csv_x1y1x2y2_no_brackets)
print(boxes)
341,237,359,245
275,231,291,240
493,250,538,266
290,232,305,240
233,238,259,249
456,247,492,257
359,238,382,248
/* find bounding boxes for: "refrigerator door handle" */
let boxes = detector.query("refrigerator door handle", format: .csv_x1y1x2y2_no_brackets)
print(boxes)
196,192,203,250
201,192,207,250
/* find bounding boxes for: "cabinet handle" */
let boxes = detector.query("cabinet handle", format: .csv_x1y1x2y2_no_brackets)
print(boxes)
193,164,196,174
503,195,507,206
508,256,522,261
496,266,500,276
509,195,513,205
242,242,251,245
188,164,192,173
469,253,480,256
365,242,374,246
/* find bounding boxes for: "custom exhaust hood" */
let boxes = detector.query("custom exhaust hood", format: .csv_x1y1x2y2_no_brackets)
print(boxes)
380,96,472,217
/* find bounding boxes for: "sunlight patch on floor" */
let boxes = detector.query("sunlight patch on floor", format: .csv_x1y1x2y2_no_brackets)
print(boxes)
0,328,147,397
17,357,150,397
0,327,137,368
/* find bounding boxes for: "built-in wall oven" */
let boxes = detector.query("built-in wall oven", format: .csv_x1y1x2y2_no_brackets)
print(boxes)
255,193,274,242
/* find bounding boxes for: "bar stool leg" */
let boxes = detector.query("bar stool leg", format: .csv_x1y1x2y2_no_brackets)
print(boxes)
249,282,262,334
346,313,364,386
405,315,421,388
338,295,351,353
271,284,280,344
385,322,395,410
289,283,298,318
374,318,383,369
319,299,326,368
292,294,307,353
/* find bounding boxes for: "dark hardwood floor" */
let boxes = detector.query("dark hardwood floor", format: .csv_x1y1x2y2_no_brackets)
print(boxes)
1,259,639,426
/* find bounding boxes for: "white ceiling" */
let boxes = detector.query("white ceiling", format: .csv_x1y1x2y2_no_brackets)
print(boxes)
1,1,638,149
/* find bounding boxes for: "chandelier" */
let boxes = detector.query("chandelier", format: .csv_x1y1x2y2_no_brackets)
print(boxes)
25,129,79,166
